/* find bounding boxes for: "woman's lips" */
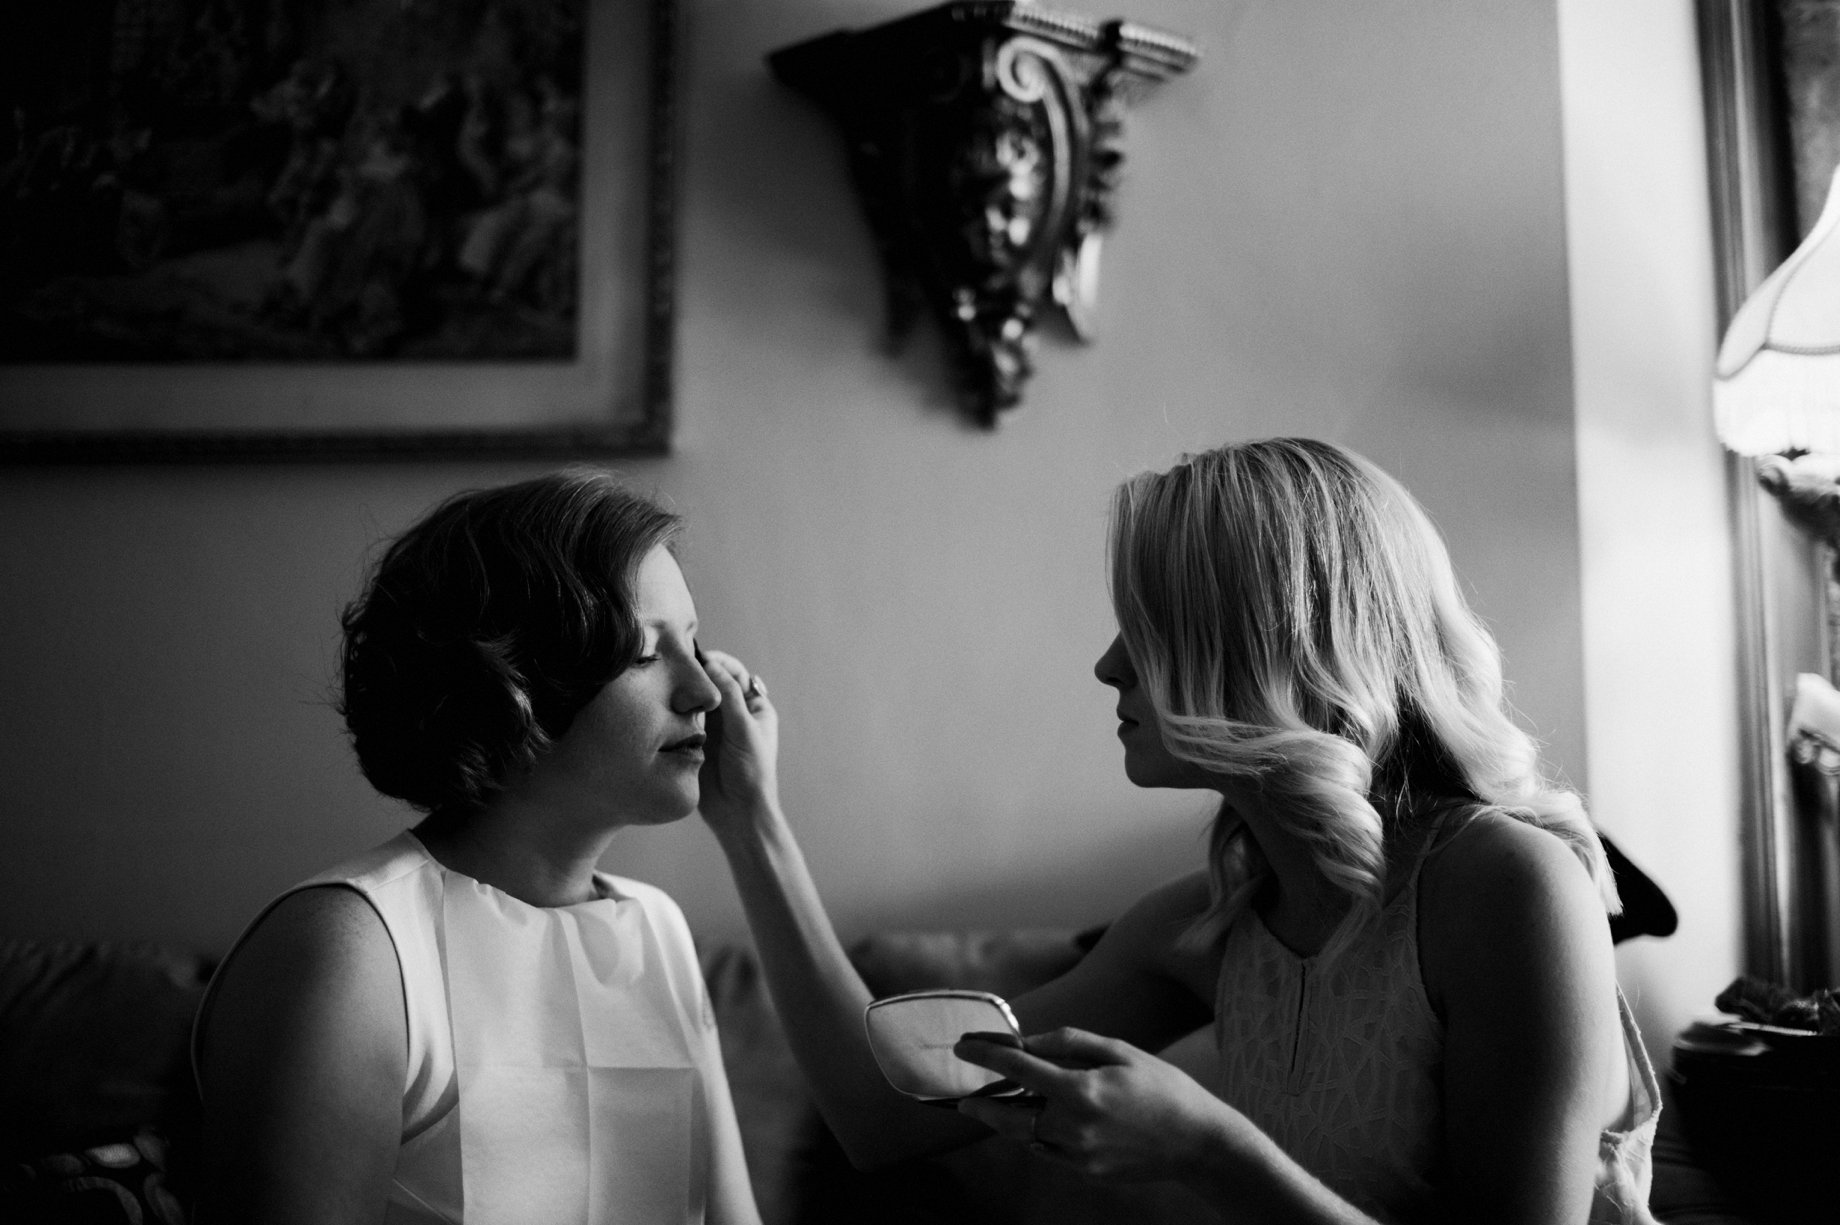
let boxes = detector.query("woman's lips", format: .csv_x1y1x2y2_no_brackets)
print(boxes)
662,732,706,756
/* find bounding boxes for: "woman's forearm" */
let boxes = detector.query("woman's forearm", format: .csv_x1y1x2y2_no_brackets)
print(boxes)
1165,1114,1381,1225
710,800,988,1168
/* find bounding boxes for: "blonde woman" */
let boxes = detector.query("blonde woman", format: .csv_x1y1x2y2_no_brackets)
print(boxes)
698,438,1658,1224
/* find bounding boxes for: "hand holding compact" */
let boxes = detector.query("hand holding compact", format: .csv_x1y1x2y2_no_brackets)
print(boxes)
953,1027,1242,1185
695,647,781,825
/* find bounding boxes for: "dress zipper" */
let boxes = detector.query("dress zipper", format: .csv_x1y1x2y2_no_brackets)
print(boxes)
1287,962,1309,1089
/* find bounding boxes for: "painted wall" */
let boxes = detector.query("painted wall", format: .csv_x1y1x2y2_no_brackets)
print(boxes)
1556,0,1746,1060
1,1,1587,972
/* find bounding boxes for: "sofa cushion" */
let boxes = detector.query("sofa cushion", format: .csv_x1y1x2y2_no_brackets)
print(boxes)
1,1127,188,1225
702,942,814,1225
0,940,212,1161
850,928,1090,999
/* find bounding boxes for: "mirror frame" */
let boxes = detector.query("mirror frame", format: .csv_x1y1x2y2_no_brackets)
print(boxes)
1698,0,1832,986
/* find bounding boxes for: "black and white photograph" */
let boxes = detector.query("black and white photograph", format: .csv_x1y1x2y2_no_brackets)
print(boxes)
0,1,1832,1222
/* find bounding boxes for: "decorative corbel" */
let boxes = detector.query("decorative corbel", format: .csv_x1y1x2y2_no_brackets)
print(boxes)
769,1,1197,426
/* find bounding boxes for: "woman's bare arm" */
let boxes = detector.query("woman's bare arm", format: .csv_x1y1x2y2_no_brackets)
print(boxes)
697,650,1212,1169
194,886,406,1225
1421,815,1628,1224
709,800,973,1167
711,803,1218,1169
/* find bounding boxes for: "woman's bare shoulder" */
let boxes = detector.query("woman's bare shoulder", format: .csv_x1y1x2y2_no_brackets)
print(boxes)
196,885,407,1219
1418,812,1615,1006
200,885,403,1069
1425,813,1601,916
221,885,394,985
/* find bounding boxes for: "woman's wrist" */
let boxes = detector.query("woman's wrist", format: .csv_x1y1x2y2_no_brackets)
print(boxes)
704,790,789,851
1171,1107,1275,1208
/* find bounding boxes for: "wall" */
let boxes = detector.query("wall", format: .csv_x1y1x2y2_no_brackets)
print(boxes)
1,0,1586,963
1556,0,1746,1060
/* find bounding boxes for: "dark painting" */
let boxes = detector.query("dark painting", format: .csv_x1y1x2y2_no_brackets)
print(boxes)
2,0,588,362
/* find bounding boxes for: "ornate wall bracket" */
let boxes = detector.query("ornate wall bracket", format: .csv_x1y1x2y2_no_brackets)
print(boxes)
769,1,1197,426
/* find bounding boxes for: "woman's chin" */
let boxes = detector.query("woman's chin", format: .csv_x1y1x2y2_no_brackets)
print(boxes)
616,784,702,828
1121,753,1214,792
658,793,702,825
1121,751,1167,788
1121,758,1147,787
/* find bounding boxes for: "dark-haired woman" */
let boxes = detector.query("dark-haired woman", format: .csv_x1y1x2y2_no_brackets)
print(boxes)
192,472,762,1224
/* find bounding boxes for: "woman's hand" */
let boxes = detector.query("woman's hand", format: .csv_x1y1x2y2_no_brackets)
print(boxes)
695,647,781,829
953,1027,1243,1185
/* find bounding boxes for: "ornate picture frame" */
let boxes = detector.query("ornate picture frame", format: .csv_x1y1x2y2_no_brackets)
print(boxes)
0,0,676,461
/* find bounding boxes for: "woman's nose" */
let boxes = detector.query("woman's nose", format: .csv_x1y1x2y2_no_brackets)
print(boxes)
677,656,722,713
1094,634,1130,688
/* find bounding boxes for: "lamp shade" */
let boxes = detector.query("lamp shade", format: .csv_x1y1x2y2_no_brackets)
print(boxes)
1715,164,1840,455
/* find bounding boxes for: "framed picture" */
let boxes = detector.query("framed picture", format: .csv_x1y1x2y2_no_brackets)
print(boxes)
0,0,676,460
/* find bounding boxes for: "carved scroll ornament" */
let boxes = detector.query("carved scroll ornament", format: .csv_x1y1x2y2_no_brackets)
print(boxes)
769,1,1197,425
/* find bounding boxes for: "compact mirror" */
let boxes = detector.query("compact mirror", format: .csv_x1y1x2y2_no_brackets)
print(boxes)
863,989,1030,1104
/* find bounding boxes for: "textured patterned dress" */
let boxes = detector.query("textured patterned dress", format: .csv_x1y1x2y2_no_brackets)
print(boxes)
1212,840,1660,1223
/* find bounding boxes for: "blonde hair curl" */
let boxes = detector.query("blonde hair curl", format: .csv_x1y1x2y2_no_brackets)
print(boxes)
1107,438,1617,961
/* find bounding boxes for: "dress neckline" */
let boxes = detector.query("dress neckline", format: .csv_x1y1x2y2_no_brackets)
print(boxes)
400,829,633,910
1245,822,1442,964
1247,879,1418,965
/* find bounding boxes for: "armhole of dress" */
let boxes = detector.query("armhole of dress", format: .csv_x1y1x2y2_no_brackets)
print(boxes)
190,880,409,1100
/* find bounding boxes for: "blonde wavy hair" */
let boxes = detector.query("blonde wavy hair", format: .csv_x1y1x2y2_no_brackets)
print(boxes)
1107,438,1618,961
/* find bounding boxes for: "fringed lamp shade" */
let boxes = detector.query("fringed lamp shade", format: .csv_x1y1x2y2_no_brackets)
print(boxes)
1716,165,1840,455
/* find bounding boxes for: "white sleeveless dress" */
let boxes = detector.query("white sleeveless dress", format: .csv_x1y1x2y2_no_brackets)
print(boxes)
1214,846,1661,1224
195,832,760,1225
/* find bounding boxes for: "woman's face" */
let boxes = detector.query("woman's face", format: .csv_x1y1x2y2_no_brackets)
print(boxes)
1094,632,1217,791
537,545,720,828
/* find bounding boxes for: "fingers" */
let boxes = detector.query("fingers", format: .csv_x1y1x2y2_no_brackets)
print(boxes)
699,646,745,680
699,647,772,713
953,1034,1080,1097
704,661,744,707
958,1026,1131,1073
698,648,746,697
960,1029,1023,1051
956,1094,1043,1145
1021,1027,1136,1066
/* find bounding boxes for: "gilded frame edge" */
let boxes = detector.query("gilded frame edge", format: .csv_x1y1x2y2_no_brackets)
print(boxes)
1697,0,1803,982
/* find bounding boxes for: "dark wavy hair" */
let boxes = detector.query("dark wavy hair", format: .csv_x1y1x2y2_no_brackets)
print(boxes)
338,470,681,813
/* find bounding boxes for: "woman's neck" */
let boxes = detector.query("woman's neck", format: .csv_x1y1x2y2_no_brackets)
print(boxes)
1234,795,1427,959
1230,799,1340,957
1252,863,1349,960
412,800,616,908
